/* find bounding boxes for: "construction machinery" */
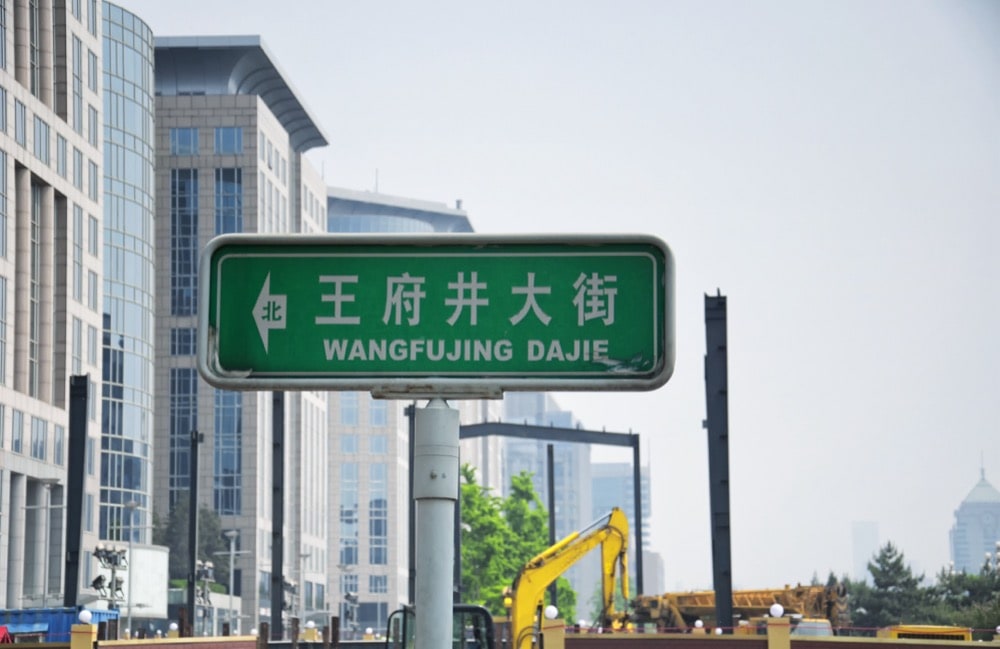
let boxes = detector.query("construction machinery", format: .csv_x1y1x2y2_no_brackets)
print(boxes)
385,507,629,649
631,581,850,632
503,507,631,649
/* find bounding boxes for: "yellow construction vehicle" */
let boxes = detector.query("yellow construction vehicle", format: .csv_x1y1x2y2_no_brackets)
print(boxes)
502,507,630,649
630,581,849,632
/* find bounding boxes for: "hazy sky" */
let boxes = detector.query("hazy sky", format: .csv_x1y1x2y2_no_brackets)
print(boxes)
121,0,1000,591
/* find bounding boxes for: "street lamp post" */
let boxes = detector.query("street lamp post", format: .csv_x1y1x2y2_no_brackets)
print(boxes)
224,530,239,634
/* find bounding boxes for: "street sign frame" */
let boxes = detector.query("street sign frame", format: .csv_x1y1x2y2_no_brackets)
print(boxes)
197,233,674,397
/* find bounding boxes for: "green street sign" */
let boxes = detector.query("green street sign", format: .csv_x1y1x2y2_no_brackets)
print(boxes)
198,234,674,396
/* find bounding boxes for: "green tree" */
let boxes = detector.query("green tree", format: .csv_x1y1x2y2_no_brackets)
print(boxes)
930,563,1000,636
154,499,230,590
458,467,576,623
849,542,928,631
459,464,522,612
501,471,576,624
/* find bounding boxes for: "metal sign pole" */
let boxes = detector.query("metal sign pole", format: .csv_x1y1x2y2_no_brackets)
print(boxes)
413,399,459,649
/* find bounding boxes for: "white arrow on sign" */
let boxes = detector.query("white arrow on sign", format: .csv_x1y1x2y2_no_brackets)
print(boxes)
253,273,287,352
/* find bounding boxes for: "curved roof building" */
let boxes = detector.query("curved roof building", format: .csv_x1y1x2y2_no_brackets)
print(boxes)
154,36,328,152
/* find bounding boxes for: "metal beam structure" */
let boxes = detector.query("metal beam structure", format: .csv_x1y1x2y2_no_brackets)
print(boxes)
704,292,733,632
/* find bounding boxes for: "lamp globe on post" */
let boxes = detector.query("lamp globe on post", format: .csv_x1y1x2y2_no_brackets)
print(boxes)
769,603,784,618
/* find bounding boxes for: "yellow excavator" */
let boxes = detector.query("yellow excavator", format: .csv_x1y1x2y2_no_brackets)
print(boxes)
502,507,631,649
386,507,630,649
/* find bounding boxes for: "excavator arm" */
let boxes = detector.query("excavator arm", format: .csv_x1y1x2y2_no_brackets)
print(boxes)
506,507,630,649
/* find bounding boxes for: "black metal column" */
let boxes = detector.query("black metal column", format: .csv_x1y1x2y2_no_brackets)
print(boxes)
705,292,733,631
187,430,202,635
631,436,644,596
546,444,557,607
272,391,286,640
63,376,89,607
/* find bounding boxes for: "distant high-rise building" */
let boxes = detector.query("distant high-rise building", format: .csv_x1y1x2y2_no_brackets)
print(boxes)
851,521,879,583
949,469,1000,574
152,35,330,634
0,0,108,610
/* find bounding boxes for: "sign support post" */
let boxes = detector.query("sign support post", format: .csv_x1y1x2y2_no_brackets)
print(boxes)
412,399,459,649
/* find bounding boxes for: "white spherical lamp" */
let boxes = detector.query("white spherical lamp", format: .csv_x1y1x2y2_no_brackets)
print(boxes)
694,619,704,628
544,605,558,620
169,622,179,631
305,621,315,629
78,610,93,624
715,627,724,635
769,603,784,618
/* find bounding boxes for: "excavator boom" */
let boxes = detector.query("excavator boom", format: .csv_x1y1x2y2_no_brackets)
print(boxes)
507,507,630,649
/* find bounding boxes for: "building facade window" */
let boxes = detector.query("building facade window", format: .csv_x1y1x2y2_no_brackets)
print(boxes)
88,214,99,255
341,392,358,425
28,185,42,398
169,368,198,507
214,126,242,154
170,127,198,155
73,148,83,189
28,0,40,95
340,433,357,454
88,270,98,311
0,2,6,70
214,389,243,515
0,151,6,258
0,276,6,385
72,317,83,374
170,169,198,315
88,49,98,91
339,462,358,566
14,99,25,145
0,86,6,132
370,399,387,427
88,160,98,200
88,324,97,365
73,205,83,301
73,36,83,133
369,463,388,565
11,408,23,453
369,575,387,594
56,135,67,177
54,424,65,465
88,105,99,146
368,434,386,454
33,116,49,164
170,328,197,355
30,416,47,460
214,167,242,234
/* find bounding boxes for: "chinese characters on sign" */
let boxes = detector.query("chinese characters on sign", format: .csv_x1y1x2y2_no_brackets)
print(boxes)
199,234,673,394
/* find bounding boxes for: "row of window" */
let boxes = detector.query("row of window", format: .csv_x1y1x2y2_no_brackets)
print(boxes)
169,126,244,156
1,85,102,202
340,433,388,454
340,393,387,427
0,403,65,464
